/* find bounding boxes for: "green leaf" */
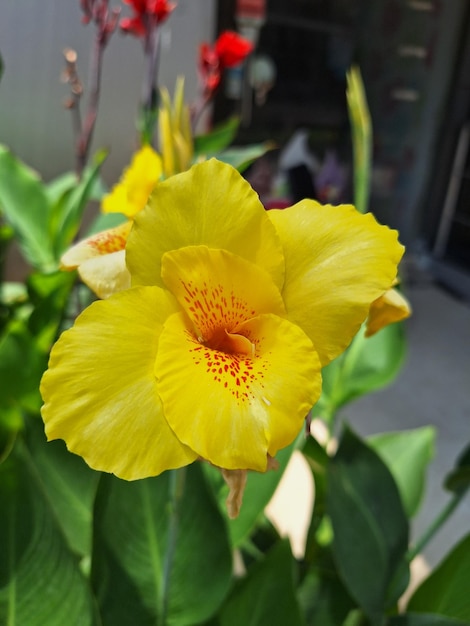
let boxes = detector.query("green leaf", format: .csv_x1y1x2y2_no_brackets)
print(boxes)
388,615,470,626
0,145,56,271
49,150,107,258
218,540,303,626
407,533,470,622
206,438,299,547
0,440,99,625
445,442,470,495
194,117,240,156
0,320,48,414
319,322,407,422
297,566,355,626
216,143,275,173
368,427,436,517
91,464,232,626
24,416,99,557
302,435,330,561
327,427,409,625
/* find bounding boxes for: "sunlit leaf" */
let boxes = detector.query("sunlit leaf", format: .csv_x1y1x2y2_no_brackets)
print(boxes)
369,427,435,517
318,322,407,422
0,145,56,270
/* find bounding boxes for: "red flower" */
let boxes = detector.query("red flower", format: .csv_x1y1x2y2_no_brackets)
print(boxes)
120,0,175,37
214,31,253,68
198,31,253,96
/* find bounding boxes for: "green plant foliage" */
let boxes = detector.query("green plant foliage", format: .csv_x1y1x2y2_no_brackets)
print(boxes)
315,322,407,422
327,427,409,625
0,145,56,271
407,533,470,622
445,442,470,495
216,143,275,173
194,117,240,156
388,615,470,626
216,540,303,626
369,427,436,517
48,149,107,258
24,417,99,557
91,464,233,626
0,442,99,626
205,438,299,547
297,565,356,626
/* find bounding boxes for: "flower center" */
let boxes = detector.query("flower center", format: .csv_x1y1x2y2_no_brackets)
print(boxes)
202,326,255,357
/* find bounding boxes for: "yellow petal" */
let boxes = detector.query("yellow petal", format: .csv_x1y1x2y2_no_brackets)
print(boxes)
127,159,285,290
102,146,162,218
78,250,131,299
60,221,132,269
269,201,404,365
161,245,285,340
155,311,320,471
40,287,197,479
366,287,411,337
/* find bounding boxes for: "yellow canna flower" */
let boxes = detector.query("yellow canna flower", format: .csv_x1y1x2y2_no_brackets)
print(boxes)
61,145,162,299
41,160,404,486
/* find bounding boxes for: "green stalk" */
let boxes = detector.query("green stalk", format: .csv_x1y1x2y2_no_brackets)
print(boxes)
407,490,467,562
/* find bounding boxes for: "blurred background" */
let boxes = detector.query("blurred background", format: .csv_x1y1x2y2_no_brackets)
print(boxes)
0,0,469,569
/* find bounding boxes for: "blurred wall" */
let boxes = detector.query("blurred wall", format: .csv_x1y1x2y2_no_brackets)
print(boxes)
0,0,216,185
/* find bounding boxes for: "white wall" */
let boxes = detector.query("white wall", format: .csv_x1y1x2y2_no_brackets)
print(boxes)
0,0,216,184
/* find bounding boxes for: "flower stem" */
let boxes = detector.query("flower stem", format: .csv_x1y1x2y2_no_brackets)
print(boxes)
407,490,467,562
161,467,186,624
140,21,161,145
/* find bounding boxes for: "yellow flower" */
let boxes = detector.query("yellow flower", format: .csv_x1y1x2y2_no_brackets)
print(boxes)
61,145,162,298
41,159,404,482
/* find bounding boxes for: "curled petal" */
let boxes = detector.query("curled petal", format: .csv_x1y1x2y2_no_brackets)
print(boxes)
269,201,404,365
78,250,131,299
366,287,411,337
41,287,197,479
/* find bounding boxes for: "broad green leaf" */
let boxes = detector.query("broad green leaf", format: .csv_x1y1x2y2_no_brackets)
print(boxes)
50,150,107,258
297,565,355,626
205,438,299,547
194,117,240,156
445,442,470,495
319,322,407,422
388,615,470,626
0,440,99,625
27,270,75,350
0,320,48,414
218,540,303,626
407,533,470,622
368,427,435,517
216,143,275,173
327,427,409,625
24,416,99,557
92,464,232,626
0,145,56,270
